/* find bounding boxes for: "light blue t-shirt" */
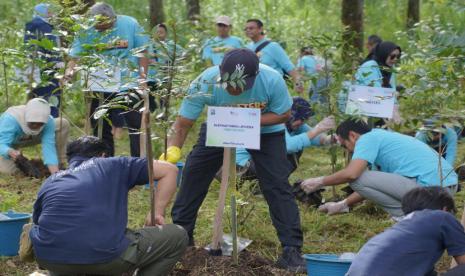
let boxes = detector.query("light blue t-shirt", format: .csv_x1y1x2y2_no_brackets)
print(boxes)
148,39,185,81
70,15,150,91
352,129,457,186
415,127,458,166
0,113,58,165
297,55,318,76
247,39,295,75
179,64,292,134
355,60,397,88
202,36,243,65
235,123,322,166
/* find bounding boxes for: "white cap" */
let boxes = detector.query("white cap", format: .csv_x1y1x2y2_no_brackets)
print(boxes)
25,98,50,123
216,15,232,26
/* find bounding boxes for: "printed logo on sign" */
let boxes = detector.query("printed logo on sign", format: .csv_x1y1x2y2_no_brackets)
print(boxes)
210,108,216,115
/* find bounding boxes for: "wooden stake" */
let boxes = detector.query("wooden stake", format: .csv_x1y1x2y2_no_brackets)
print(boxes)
230,148,238,264
97,93,103,139
142,90,156,225
211,148,231,252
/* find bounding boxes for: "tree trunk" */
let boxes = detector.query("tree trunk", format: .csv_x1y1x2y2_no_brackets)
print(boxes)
149,0,165,28
407,0,420,29
186,0,200,21
341,0,364,62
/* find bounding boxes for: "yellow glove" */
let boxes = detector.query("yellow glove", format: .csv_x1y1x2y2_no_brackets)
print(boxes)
159,146,181,164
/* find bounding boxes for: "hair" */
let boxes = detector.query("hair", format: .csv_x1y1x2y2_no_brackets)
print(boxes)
300,46,313,55
367,34,382,45
66,136,110,161
335,118,372,140
246,19,265,35
401,187,456,215
157,23,168,32
88,2,116,19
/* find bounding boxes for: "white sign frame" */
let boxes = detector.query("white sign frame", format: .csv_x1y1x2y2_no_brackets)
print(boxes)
83,66,121,93
345,85,396,119
206,106,261,150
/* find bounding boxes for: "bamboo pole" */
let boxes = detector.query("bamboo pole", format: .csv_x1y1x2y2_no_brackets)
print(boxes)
142,89,156,224
211,148,231,254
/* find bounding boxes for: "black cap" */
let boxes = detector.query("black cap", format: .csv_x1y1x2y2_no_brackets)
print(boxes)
220,48,259,90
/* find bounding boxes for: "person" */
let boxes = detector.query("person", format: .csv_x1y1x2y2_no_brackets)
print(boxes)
235,97,335,179
0,98,69,175
201,15,243,66
65,2,150,157
355,41,401,89
301,118,458,218
347,186,465,276
24,3,63,118
161,49,306,272
361,34,382,64
355,41,402,126
30,136,188,276
245,19,303,93
415,119,458,166
149,23,185,78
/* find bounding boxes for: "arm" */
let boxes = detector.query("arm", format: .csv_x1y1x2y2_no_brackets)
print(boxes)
138,50,149,79
322,159,368,186
0,115,20,158
40,119,59,172
167,116,195,148
445,129,458,166
261,110,291,126
146,160,178,225
288,69,304,93
454,254,465,265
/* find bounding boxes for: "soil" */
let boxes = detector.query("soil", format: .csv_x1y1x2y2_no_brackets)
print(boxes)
14,156,50,179
170,247,295,276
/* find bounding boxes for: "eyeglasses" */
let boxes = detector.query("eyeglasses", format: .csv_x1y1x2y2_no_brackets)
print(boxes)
389,54,401,60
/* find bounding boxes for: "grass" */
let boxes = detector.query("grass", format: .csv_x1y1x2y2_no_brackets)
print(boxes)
1,123,464,275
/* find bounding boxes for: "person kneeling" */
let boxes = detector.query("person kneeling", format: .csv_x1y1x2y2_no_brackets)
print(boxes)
30,136,188,276
347,187,465,276
0,98,69,175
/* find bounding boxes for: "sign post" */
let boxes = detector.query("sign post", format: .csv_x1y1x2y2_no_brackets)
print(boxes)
206,106,260,263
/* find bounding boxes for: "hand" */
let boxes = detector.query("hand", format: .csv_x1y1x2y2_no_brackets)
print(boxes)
322,134,337,145
159,146,181,164
390,105,402,124
318,199,349,215
300,176,325,194
315,116,336,133
145,213,165,226
8,149,21,161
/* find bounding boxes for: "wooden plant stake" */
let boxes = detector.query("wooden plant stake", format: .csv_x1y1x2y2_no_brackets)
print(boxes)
142,89,156,225
229,148,239,265
210,148,231,255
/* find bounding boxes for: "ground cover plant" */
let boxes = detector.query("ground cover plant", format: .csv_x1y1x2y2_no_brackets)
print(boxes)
1,0,465,275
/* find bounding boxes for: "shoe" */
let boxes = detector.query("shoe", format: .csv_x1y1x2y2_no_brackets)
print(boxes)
188,235,195,246
276,246,306,273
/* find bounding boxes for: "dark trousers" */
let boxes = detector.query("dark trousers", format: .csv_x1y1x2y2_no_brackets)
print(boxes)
171,124,303,248
31,77,61,118
90,92,142,157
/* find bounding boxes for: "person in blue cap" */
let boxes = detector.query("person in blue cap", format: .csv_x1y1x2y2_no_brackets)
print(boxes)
235,97,335,180
24,3,63,118
160,48,307,273
415,119,458,166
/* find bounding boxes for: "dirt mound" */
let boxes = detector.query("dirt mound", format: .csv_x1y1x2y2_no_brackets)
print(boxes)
170,247,295,276
15,155,50,178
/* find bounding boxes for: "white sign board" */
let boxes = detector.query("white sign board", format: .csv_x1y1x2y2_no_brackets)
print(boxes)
83,66,121,93
206,106,261,150
345,85,396,119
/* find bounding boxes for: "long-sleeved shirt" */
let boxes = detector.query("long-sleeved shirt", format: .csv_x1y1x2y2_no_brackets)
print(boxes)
0,113,58,165
236,124,322,166
415,127,458,166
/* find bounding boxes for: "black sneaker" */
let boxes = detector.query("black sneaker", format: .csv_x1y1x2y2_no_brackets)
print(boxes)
188,235,195,246
276,246,306,273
